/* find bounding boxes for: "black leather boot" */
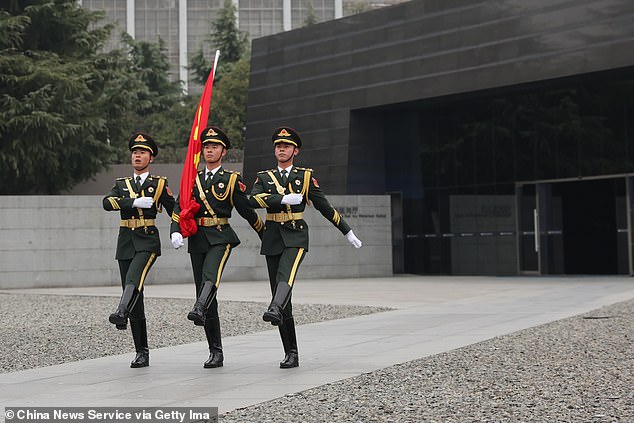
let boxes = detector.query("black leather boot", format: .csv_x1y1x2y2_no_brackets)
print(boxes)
109,284,139,327
263,282,292,326
130,319,149,368
203,317,224,368
188,281,217,326
279,317,299,369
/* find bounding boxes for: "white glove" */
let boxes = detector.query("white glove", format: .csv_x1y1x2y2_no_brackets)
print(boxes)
170,232,184,249
132,197,154,209
281,193,303,205
346,230,363,248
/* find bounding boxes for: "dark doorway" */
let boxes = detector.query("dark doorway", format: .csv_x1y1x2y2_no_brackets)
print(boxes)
559,179,618,274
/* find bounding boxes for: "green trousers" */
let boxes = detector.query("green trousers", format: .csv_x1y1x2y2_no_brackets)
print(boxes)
189,243,233,318
265,247,307,319
117,251,157,320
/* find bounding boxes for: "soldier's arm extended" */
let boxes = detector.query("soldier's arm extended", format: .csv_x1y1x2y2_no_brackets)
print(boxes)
103,182,135,211
170,195,182,235
233,174,264,234
307,173,351,235
248,174,284,210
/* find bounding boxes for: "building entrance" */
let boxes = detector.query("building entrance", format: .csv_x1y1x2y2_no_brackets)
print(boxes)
517,176,630,275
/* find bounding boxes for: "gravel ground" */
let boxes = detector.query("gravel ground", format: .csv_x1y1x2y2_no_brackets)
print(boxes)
221,298,634,423
0,293,388,373
2,293,632,422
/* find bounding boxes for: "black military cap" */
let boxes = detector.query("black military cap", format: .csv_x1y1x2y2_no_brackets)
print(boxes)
201,126,231,149
128,132,158,156
272,126,301,148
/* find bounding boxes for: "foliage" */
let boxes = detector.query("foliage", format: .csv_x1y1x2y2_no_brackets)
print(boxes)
213,58,250,150
0,1,190,193
344,0,372,15
122,33,182,117
121,34,186,163
138,95,199,163
188,0,250,152
304,3,317,26
0,1,119,194
189,0,248,85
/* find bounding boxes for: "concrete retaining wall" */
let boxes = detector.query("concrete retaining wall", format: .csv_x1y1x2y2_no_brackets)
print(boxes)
0,195,392,288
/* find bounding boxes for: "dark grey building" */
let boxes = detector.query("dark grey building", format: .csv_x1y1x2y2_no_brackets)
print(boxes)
244,0,634,276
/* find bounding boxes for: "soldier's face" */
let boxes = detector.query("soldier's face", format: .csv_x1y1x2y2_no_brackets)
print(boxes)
203,143,226,165
275,143,298,164
131,148,153,172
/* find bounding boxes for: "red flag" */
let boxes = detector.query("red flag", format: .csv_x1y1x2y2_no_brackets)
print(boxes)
179,50,220,237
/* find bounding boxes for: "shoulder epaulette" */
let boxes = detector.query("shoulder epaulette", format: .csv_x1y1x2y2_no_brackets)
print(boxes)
295,167,313,172
258,169,276,174
151,175,167,180
116,177,129,181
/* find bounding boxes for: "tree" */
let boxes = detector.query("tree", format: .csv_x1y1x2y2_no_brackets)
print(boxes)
344,1,372,16
0,0,119,194
188,0,250,152
121,33,188,163
304,3,318,26
0,0,185,193
122,33,182,117
139,94,199,163
213,57,250,153
189,0,248,85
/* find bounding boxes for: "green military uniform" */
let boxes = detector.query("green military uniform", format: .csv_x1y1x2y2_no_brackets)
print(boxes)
104,174,175,262
171,126,263,368
249,126,355,369
102,132,175,368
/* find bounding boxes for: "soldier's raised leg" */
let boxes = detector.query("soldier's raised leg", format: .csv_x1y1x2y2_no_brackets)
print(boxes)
187,244,232,326
110,252,156,367
263,248,306,326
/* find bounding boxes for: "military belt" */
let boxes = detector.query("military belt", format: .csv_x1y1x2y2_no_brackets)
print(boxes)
120,218,156,228
266,212,303,222
196,217,229,227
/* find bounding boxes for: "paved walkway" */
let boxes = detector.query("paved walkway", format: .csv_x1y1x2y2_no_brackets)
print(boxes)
1,275,633,416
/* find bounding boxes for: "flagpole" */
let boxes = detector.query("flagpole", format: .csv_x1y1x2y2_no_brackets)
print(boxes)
212,50,220,80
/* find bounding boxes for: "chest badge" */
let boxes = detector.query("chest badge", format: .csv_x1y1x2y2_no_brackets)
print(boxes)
295,180,301,185
218,182,225,189
148,187,154,193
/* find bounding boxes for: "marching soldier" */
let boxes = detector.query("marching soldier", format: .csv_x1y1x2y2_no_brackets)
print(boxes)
249,126,363,368
170,126,263,368
103,132,176,368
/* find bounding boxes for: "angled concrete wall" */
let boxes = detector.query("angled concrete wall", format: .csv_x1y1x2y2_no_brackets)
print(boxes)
0,196,391,289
